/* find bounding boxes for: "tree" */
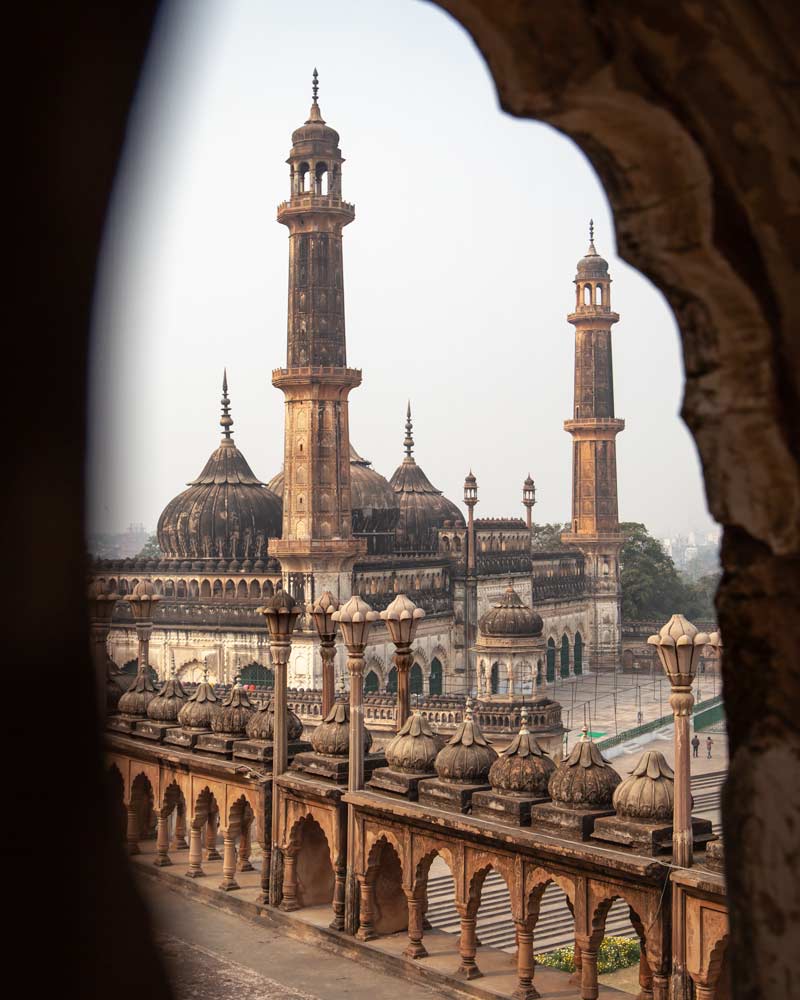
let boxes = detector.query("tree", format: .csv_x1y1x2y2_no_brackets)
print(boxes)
136,533,161,559
620,522,694,622
531,522,570,551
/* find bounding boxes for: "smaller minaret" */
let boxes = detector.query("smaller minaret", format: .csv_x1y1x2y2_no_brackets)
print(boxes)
403,401,414,461
463,470,478,575
220,369,233,439
522,474,536,530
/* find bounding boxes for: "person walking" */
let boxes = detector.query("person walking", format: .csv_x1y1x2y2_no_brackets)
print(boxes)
706,735,714,759
692,734,700,758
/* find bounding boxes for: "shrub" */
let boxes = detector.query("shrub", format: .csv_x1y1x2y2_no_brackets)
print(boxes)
535,936,640,975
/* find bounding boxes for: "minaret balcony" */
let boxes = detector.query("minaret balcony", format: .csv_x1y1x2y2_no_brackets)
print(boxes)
567,307,620,325
563,417,625,438
272,366,362,393
277,196,355,224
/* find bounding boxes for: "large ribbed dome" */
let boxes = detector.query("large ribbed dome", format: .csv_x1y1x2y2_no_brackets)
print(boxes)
157,373,282,560
479,585,543,637
390,404,464,552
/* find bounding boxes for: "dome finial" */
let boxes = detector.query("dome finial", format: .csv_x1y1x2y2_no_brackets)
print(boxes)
404,401,414,461
220,369,234,440
587,219,597,255
312,67,319,105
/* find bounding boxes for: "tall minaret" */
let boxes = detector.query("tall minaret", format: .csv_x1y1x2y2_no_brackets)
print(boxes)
271,71,365,601
562,223,624,672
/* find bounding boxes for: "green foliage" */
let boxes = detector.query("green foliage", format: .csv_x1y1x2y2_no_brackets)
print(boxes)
531,522,570,551
535,936,640,974
137,532,162,559
620,522,718,623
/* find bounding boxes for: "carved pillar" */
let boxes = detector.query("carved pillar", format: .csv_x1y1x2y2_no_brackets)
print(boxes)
513,921,539,1000
651,973,669,1000
628,909,654,1000
576,936,599,1000
280,851,300,911
394,643,413,730
186,825,204,878
356,876,377,941
320,637,337,717
154,811,172,867
456,907,481,979
690,982,715,1000
136,621,153,677
329,861,346,931
670,684,695,868
344,646,366,934
205,811,221,861
269,635,291,907
126,805,140,856
237,826,254,872
171,806,188,850
404,892,428,959
219,829,240,891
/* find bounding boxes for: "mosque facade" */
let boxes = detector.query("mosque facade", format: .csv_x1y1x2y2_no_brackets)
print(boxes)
92,81,624,702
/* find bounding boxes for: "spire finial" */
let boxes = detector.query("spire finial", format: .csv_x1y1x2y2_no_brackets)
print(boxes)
312,68,319,105
220,369,233,440
587,219,597,255
465,696,474,720
404,401,414,460
203,657,209,684
520,707,530,733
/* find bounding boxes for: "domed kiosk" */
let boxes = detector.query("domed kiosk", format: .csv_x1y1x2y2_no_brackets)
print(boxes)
157,372,282,562
476,584,546,702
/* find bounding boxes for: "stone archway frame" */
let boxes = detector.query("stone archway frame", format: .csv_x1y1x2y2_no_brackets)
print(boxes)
429,5,800,993
465,847,521,921
411,835,465,905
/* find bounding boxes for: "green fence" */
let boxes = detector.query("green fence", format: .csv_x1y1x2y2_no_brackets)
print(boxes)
596,695,723,752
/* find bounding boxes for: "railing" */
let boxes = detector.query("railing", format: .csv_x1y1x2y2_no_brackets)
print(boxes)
595,695,723,752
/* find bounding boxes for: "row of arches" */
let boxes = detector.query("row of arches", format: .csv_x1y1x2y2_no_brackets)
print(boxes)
545,632,584,681
576,281,608,308
108,766,258,889
100,576,278,601
363,657,444,697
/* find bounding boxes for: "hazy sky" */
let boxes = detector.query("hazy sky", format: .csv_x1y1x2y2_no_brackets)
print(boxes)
88,0,717,542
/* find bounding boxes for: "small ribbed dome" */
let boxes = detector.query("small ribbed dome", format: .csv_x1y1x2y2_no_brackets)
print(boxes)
157,373,282,560
488,712,555,794
390,404,464,552
612,751,675,821
576,221,610,279
246,698,304,742
117,670,158,718
311,699,373,757
435,703,497,783
479,585,543,638
211,682,255,736
385,711,440,774
548,728,621,807
177,676,221,730
146,675,189,722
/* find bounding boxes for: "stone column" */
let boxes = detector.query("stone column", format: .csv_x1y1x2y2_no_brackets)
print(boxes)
456,907,481,979
670,683,695,867
576,936,599,1000
269,635,291,907
171,806,188,850
394,642,413,730
126,805,140,856
205,811,221,861
154,811,172,867
356,876,377,941
404,892,428,959
513,922,538,1000
344,644,366,935
186,825,204,878
329,861,346,931
280,852,300,911
237,826,254,872
507,660,515,697
320,637,337,717
219,830,240,891
136,621,153,677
